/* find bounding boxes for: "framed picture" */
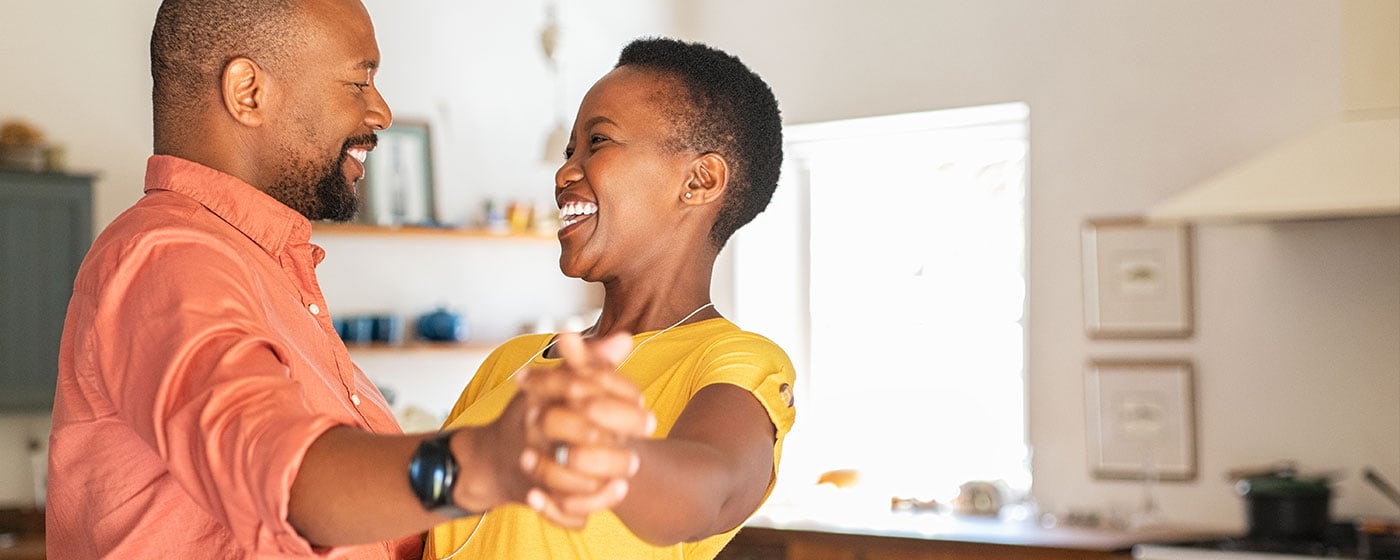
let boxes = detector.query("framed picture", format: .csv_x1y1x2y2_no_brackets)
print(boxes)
359,119,436,226
1085,360,1197,481
1081,217,1193,338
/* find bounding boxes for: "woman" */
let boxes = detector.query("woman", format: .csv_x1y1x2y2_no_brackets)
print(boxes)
424,37,795,559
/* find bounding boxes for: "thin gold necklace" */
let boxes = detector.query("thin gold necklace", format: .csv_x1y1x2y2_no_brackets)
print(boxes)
433,301,715,559
510,301,715,378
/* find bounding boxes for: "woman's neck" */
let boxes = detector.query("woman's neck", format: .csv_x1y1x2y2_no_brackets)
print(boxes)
587,284,717,339
583,240,720,337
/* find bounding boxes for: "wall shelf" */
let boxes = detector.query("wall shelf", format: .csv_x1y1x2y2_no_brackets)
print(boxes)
312,223,556,242
312,222,569,357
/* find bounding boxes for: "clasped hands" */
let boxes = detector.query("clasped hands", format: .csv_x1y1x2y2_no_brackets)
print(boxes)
459,332,652,528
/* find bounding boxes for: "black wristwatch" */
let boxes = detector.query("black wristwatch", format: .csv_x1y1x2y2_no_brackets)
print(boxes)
407,430,472,518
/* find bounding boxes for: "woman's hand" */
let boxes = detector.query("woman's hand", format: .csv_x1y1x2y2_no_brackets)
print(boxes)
515,332,654,528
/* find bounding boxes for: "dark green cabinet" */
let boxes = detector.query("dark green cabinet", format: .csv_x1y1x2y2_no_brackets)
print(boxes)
0,171,93,410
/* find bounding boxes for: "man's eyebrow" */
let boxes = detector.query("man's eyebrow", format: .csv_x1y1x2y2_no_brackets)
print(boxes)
582,116,616,129
356,60,380,72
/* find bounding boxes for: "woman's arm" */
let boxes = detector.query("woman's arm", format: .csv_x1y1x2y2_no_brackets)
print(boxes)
615,384,777,545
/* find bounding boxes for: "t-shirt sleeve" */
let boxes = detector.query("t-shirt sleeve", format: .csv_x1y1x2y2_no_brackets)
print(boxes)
692,333,798,454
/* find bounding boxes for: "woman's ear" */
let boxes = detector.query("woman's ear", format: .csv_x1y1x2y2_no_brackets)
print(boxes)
682,152,729,204
222,57,266,127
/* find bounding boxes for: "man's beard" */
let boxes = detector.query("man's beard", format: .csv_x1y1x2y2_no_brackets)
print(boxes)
267,135,374,222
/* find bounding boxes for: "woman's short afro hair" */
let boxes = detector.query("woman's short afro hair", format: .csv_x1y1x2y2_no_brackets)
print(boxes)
616,37,783,250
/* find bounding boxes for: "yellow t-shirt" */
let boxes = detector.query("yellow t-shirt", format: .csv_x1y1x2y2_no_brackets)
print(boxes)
424,318,797,560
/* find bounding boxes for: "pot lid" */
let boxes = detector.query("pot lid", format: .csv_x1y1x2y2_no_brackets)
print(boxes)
1237,474,1332,497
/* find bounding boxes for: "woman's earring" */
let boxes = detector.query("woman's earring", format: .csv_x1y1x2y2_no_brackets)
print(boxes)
684,192,694,199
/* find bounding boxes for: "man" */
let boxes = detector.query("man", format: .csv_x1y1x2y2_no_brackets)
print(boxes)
47,0,648,557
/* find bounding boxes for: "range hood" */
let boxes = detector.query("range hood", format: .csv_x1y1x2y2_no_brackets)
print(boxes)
1147,1,1400,223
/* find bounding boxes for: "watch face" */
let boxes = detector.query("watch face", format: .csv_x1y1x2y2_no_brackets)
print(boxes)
409,433,460,513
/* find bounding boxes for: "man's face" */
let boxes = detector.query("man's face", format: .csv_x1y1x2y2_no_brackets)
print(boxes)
265,0,391,221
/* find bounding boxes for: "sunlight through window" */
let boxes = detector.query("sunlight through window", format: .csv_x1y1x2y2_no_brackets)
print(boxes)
731,103,1030,522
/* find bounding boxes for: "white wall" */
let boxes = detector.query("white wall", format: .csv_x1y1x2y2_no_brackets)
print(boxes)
685,0,1400,528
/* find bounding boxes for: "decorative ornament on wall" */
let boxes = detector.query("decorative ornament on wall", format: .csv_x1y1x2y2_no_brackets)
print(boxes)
541,0,569,163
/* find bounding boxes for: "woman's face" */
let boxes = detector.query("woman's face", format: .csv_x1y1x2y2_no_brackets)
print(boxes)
553,67,697,282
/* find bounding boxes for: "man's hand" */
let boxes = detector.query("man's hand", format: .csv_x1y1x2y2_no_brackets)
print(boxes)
515,332,654,528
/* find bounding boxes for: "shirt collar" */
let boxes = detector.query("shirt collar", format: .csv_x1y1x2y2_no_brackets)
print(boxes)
144,154,318,260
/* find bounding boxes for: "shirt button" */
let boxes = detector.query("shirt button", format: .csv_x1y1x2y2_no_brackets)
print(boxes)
308,303,321,316
350,393,361,406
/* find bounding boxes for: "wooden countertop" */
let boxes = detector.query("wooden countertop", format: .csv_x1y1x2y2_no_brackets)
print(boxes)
0,508,43,560
742,509,1231,552
0,535,44,560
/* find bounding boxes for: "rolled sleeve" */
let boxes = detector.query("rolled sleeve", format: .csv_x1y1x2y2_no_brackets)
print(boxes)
158,338,346,555
692,334,797,439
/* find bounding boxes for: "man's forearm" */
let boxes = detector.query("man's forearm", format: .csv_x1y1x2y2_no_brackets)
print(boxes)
288,426,452,546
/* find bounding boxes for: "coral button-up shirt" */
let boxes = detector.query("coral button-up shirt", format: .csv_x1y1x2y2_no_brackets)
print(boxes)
48,155,420,559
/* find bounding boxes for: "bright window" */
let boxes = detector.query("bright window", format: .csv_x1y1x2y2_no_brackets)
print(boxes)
730,103,1030,517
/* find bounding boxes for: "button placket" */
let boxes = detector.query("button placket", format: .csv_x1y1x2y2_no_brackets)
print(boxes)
286,244,364,418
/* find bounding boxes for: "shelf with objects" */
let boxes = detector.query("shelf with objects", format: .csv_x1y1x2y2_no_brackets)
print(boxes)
331,308,498,356
334,117,559,242
311,212,580,358
311,205,574,357
314,116,582,358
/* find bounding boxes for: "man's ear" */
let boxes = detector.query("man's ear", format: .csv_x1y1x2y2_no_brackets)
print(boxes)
682,152,729,205
222,57,266,127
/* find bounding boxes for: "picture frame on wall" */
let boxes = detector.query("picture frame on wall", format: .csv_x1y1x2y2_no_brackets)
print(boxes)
1081,217,1194,339
1085,359,1197,481
358,119,436,227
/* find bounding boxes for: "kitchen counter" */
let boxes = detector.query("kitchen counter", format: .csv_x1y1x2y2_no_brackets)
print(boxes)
0,536,43,560
719,508,1231,560
0,508,43,560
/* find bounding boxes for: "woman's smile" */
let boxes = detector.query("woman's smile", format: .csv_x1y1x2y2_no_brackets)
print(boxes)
558,200,598,232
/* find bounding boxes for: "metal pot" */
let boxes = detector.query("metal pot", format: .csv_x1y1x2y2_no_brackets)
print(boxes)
1236,473,1332,541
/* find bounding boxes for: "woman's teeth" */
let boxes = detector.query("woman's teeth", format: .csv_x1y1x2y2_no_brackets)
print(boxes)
558,201,598,228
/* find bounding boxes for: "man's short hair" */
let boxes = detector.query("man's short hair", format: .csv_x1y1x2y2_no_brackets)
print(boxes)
616,37,783,250
150,0,301,137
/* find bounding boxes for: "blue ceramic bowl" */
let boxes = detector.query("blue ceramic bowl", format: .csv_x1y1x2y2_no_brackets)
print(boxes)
417,308,469,342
